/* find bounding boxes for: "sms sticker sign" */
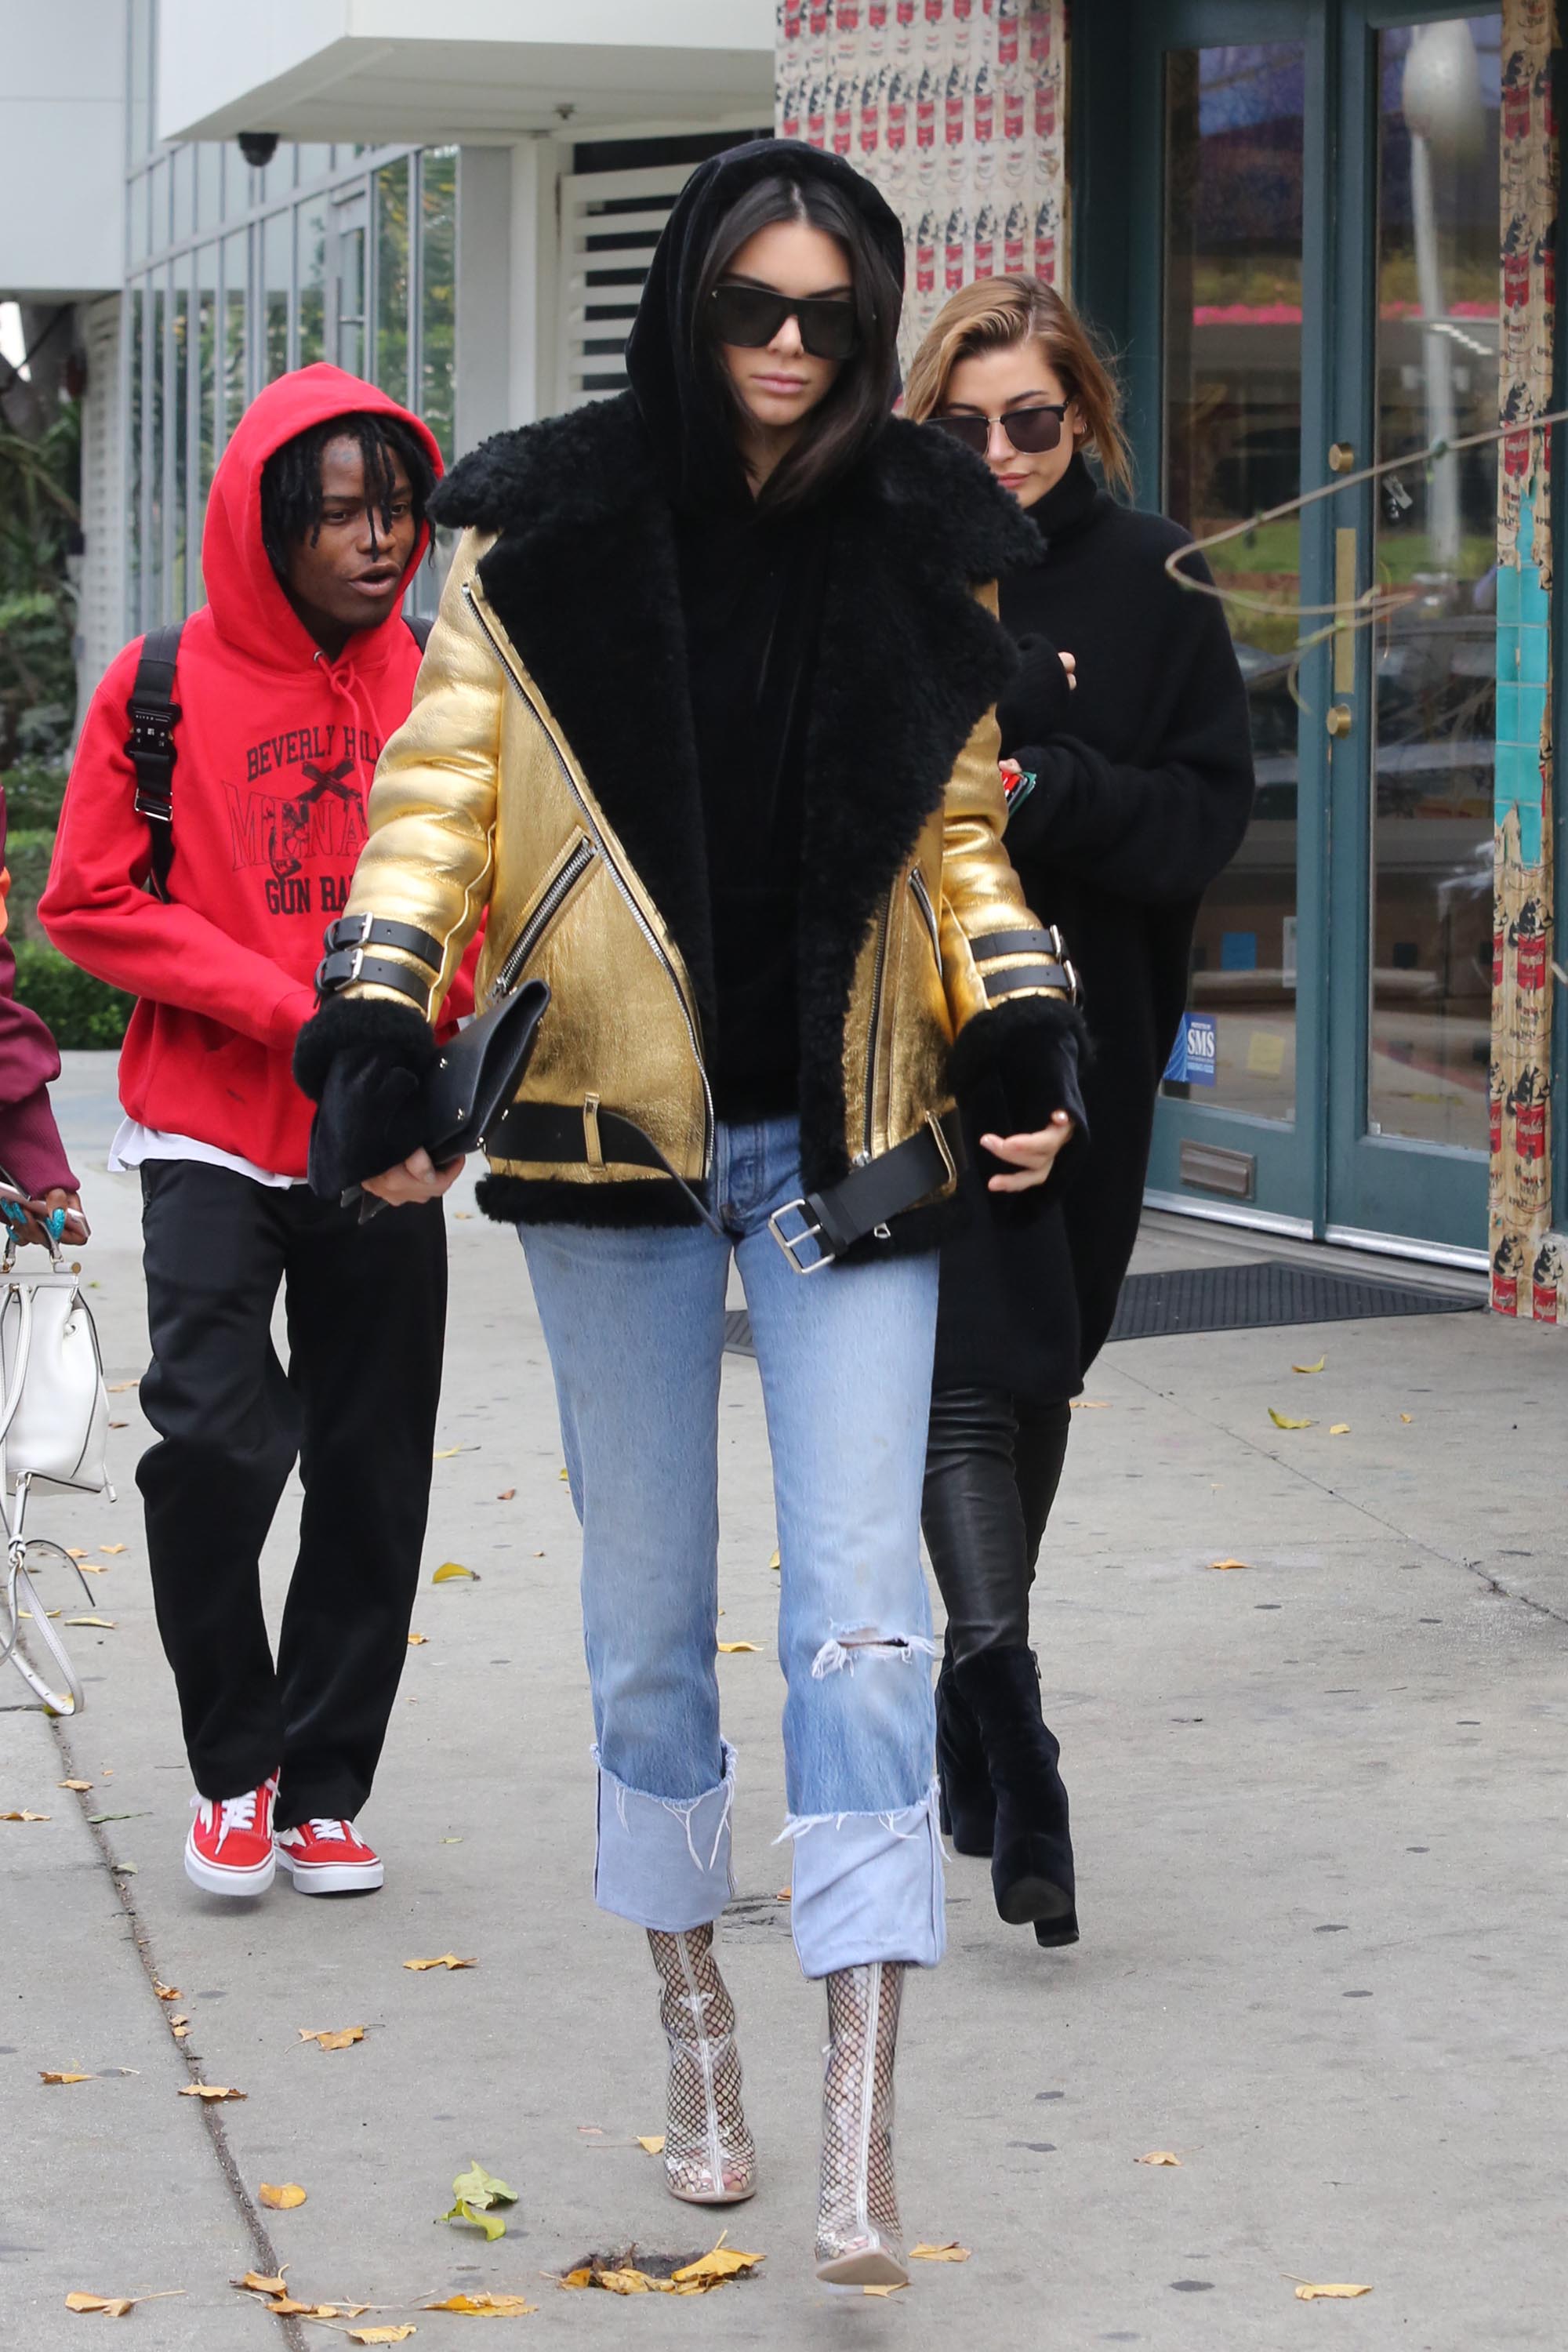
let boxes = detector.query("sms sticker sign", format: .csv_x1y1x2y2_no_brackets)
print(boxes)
1163,1012,1217,1087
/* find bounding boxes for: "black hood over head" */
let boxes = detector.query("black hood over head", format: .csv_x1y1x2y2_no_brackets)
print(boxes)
624,137,906,512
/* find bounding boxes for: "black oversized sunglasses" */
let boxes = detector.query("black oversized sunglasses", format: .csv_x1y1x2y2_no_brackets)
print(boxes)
930,402,1069,458
709,281,861,361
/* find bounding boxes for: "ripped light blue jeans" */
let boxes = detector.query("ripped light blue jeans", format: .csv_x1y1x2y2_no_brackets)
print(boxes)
520,1115,945,1979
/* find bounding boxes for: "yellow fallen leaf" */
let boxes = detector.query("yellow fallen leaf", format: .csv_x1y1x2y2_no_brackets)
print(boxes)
717,1640,760,1653
296,2025,365,2051
636,2134,666,2154
258,2182,307,2209
426,2294,539,2315
100,1544,127,1555
153,1981,180,2002
1269,1409,1313,1430
78,1562,108,1573
864,2281,906,2296
1070,1398,1111,1409
768,1549,781,1570
560,2270,593,2289
348,2329,417,2344
431,1562,477,1583
180,2083,245,2100
1207,1558,1249,1572
58,1779,93,1791
498,1488,516,1500
1292,2282,1372,2301
1135,2151,1182,2166
670,2245,764,2285
64,2292,132,2314
66,1547,89,1558
41,2070,93,2084
433,1444,470,1459
64,1616,117,1629
1292,1356,1326,1374
2,1809,50,1821
233,2270,287,2296
558,1465,569,1480
911,2241,971,2260
1330,1424,1351,1436
407,1632,428,1646
1400,1412,1414,1424
169,2018,190,2037
403,1954,477,1971
107,1380,139,1392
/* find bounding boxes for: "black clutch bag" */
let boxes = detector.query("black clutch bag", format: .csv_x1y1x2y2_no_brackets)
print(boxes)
425,978,550,1163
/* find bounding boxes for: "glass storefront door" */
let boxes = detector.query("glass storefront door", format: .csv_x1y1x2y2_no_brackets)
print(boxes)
1123,0,1498,1260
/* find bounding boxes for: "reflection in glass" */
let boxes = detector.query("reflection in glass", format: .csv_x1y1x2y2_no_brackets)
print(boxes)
128,285,144,631
263,212,291,381
1160,43,1304,1120
419,150,458,463
171,259,191,619
297,201,328,367
148,278,165,625
375,158,412,402
195,243,219,589
1368,17,1500,1149
337,223,366,378
222,230,249,440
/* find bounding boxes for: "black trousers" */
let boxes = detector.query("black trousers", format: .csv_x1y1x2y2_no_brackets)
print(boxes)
921,1388,1073,1663
136,1161,446,1827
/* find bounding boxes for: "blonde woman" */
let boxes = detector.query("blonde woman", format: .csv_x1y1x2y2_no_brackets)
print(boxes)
905,276,1254,1947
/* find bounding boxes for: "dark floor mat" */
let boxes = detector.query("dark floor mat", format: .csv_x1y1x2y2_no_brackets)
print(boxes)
721,1259,1480,1358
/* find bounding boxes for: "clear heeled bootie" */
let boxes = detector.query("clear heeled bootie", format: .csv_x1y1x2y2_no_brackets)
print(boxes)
647,1924,757,2205
815,1959,908,2287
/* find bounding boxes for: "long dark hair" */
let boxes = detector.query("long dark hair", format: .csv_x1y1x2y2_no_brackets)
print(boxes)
693,173,902,514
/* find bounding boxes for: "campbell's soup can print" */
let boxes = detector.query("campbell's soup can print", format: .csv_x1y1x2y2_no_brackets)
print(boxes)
1538,226,1556,309
833,77,854,154
974,204,996,278
859,70,882,153
1003,79,1025,142
887,70,908,147
1034,201,1057,283
808,82,826,147
1036,78,1058,141
917,64,937,146
925,0,944,24
869,0,887,26
809,0,830,38
945,207,968,290
898,0,916,32
1492,1263,1519,1314
1515,1098,1547,1160
837,0,860,31
946,62,968,145
916,209,938,295
780,80,802,142
1533,1247,1559,1322
1029,5,1051,66
1502,59,1531,140
1490,1087,1504,1156
1504,219,1530,308
1515,928,1548,992
1493,924,1505,986
1004,199,1027,273
1537,56,1557,140
974,63,994,140
997,0,1019,67
782,0,804,41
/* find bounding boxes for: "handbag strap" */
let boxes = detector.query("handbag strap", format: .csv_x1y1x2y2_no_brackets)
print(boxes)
0,1281,35,1455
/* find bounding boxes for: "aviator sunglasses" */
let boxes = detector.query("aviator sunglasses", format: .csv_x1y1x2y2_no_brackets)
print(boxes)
709,281,861,362
930,401,1069,458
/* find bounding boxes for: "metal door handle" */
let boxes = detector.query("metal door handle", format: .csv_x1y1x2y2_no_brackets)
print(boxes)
1326,703,1353,738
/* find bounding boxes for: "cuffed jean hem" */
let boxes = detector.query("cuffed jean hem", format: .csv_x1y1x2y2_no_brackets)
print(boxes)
779,1780,947,1977
592,1740,737,1933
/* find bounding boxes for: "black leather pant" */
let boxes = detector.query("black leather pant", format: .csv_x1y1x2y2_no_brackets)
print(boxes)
921,1388,1073,1663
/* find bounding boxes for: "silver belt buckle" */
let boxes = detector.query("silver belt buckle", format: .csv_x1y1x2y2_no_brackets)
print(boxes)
768,1200,835,1275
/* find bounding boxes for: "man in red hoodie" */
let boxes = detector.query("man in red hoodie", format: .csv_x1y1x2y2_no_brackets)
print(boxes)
42,365,463,1900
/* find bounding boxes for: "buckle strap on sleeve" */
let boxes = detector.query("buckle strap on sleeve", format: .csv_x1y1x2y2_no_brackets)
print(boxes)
314,948,433,1008
321,912,446,971
982,960,1076,1000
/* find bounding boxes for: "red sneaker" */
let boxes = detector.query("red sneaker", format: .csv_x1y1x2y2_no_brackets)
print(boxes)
274,1817,383,1894
184,1774,278,1896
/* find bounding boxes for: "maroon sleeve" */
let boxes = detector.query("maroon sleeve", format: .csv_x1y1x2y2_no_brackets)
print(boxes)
0,808,78,1196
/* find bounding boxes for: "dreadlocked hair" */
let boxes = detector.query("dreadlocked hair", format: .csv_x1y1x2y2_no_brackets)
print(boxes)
260,411,436,583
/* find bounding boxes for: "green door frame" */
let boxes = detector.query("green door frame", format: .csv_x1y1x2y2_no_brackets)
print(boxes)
1076,0,1493,1258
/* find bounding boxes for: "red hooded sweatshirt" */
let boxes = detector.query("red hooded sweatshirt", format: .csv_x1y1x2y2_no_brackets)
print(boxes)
42,365,456,1180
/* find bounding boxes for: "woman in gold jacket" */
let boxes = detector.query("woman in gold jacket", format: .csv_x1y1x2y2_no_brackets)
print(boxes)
297,143,1085,2289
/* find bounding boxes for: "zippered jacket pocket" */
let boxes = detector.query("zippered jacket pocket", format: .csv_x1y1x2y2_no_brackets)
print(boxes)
909,867,942,967
489,835,595,1001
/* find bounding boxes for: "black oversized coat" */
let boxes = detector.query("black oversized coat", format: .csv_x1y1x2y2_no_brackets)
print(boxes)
933,456,1256,1399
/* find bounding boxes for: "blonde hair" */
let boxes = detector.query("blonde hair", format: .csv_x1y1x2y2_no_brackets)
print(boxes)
904,275,1132,498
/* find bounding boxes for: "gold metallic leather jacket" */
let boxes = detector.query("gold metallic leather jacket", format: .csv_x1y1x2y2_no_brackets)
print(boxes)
338,535,1068,1203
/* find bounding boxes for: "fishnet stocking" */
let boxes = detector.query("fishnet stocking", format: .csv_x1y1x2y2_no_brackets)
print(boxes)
816,1961,906,2276
647,1925,757,2204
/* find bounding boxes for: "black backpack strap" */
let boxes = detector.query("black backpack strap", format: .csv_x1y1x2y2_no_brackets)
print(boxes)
125,621,185,902
406,613,434,652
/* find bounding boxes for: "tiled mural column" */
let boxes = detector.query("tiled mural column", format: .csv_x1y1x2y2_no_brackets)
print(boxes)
1493,2,1563,1320
775,0,1070,371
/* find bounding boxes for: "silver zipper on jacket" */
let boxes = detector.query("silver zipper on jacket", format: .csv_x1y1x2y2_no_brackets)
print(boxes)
862,880,896,1159
909,867,942,964
489,836,594,1002
463,579,715,1171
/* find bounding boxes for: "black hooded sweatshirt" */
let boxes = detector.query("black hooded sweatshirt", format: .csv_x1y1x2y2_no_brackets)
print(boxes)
623,140,904,1120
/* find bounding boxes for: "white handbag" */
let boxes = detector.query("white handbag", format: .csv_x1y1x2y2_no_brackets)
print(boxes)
0,1249,114,1715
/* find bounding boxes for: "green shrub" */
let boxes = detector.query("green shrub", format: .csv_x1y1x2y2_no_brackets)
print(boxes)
4,826,56,940
2,761,67,829
9,941,132,1049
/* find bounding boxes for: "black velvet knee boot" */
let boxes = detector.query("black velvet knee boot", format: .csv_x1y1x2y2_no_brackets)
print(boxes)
950,1646,1077,1947
935,1638,996,1856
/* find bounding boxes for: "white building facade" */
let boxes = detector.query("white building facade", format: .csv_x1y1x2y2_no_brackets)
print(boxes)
1,0,774,697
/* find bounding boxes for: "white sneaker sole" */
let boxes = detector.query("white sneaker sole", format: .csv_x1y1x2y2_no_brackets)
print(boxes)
274,1845,383,1895
183,1828,276,1898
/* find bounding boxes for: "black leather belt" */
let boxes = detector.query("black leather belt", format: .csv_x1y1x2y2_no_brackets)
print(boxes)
316,913,445,1004
490,1100,964,1272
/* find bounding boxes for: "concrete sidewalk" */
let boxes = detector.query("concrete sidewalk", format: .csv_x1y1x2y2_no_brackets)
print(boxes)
2,1054,1564,2349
